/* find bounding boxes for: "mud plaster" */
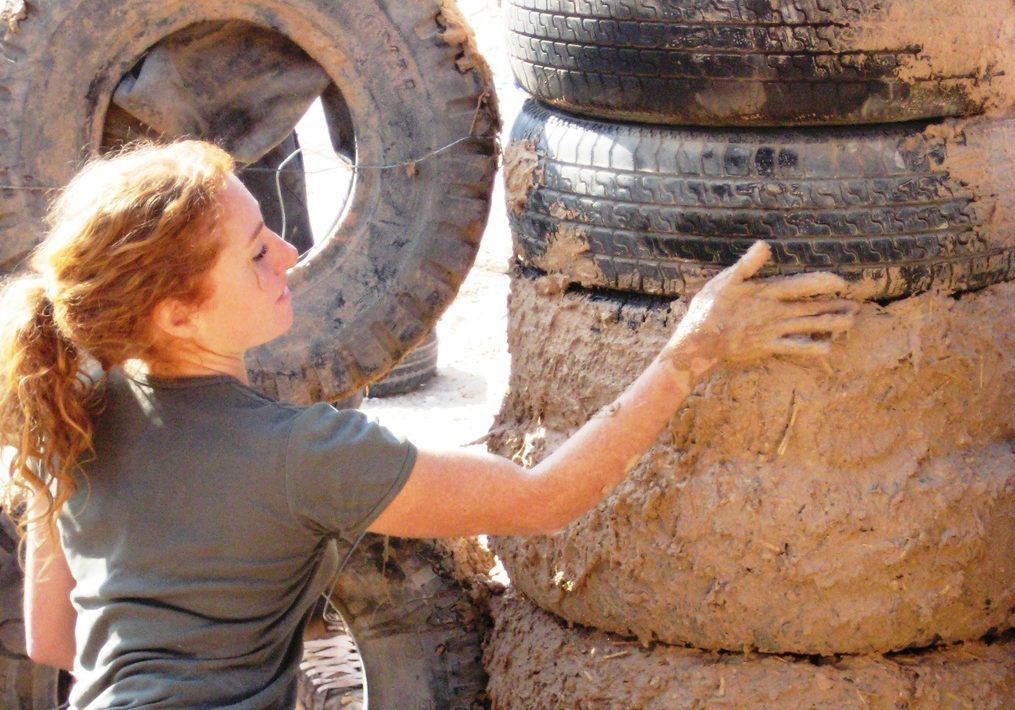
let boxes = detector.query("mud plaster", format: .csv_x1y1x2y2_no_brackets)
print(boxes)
434,535,497,585
852,0,1015,117
489,275,1015,655
502,139,539,215
437,0,492,78
538,201,605,287
484,590,1015,710
918,115,1015,248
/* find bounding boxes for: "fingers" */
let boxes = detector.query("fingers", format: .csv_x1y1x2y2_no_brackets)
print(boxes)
768,335,832,358
759,271,849,300
777,312,856,337
725,241,772,283
781,298,860,319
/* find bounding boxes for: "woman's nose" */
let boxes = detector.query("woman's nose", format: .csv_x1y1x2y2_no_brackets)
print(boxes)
274,232,299,272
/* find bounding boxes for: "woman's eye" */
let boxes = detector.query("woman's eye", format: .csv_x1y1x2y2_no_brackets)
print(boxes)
253,244,268,262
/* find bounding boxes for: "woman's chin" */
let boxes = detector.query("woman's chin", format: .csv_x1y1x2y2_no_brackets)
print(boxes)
264,311,295,345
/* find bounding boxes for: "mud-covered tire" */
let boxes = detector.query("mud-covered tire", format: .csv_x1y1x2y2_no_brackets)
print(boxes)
0,0,499,404
504,0,1015,126
485,591,1015,710
367,331,439,398
0,513,61,709
506,101,1015,300
299,535,488,710
489,274,1015,655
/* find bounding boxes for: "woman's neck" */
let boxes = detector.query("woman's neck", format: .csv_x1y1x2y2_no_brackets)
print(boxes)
135,351,249,383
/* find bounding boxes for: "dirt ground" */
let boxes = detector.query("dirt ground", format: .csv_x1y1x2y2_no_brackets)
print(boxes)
353,0,524,451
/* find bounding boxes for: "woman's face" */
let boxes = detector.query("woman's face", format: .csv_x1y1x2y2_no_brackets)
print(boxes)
184,174,299,355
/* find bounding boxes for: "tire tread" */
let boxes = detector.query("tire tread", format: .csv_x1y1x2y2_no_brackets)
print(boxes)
509,101,1015,299
503,0,1004,125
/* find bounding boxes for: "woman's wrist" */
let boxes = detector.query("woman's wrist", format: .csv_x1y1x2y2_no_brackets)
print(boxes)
657,330,721,382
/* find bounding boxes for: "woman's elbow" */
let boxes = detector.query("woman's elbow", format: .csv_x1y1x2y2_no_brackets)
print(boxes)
25,640,53,667
487,501,568,537
25,618,75,672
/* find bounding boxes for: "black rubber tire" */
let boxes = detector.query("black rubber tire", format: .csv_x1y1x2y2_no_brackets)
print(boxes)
367,330,439,398
507,100,1015,300
298,535,489,710
504,0,1014,126
0,0,499,404
0,513,62,710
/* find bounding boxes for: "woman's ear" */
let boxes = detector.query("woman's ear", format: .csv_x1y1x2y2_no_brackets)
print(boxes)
151,297,199,342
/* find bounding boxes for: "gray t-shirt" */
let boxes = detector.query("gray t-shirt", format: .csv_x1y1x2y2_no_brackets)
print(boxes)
58,370,416,709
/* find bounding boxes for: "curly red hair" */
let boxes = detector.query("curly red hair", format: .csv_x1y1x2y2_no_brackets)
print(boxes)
0,140,235,530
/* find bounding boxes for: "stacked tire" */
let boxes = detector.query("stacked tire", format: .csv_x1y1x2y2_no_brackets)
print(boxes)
484,1,1015,706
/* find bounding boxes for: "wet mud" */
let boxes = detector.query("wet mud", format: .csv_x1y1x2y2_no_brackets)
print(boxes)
851,0,1015,118
502,139,538,215
489,275,1015,654
484,590,1015,710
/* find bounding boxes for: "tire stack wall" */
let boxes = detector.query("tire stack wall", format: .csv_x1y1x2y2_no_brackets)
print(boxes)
485,0,1015,705
489,273,1015,652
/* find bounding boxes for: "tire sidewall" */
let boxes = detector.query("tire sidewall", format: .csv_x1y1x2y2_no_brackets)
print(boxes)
3,0,498,400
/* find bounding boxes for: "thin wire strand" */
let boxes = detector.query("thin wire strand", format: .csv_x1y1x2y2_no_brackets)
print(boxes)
270,144,305,239
244,134,479,174
0,132,486,192
246,144,356,244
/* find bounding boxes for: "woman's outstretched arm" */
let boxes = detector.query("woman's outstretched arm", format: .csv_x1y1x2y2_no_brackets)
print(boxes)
369,242,859,538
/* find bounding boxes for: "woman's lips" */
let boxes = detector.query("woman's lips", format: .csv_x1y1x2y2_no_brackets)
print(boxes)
276,285,291,303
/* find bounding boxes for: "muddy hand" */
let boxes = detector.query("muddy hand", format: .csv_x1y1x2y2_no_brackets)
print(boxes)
664,241,859,368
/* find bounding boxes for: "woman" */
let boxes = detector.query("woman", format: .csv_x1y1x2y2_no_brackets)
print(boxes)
1,141,857,708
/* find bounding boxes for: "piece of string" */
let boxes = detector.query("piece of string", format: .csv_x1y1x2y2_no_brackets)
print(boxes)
243,133,480,174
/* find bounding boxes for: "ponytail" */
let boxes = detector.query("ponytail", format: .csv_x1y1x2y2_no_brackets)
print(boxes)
0,274,99,528
0,139,234,533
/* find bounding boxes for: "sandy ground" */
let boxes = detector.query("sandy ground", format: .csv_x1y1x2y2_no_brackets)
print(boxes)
349,0,525,449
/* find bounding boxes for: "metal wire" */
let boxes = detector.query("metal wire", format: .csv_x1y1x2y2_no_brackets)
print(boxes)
0,132,486,192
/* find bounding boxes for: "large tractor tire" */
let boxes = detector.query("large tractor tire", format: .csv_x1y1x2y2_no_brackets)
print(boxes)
299,535,489,710
0,0,499,404
506,100,1015,301
504,0,1015,126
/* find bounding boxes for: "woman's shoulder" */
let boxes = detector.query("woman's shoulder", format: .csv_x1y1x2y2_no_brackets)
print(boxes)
94,366,369,439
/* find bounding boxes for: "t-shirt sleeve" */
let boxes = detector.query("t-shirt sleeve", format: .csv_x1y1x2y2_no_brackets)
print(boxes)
284,403,416,536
